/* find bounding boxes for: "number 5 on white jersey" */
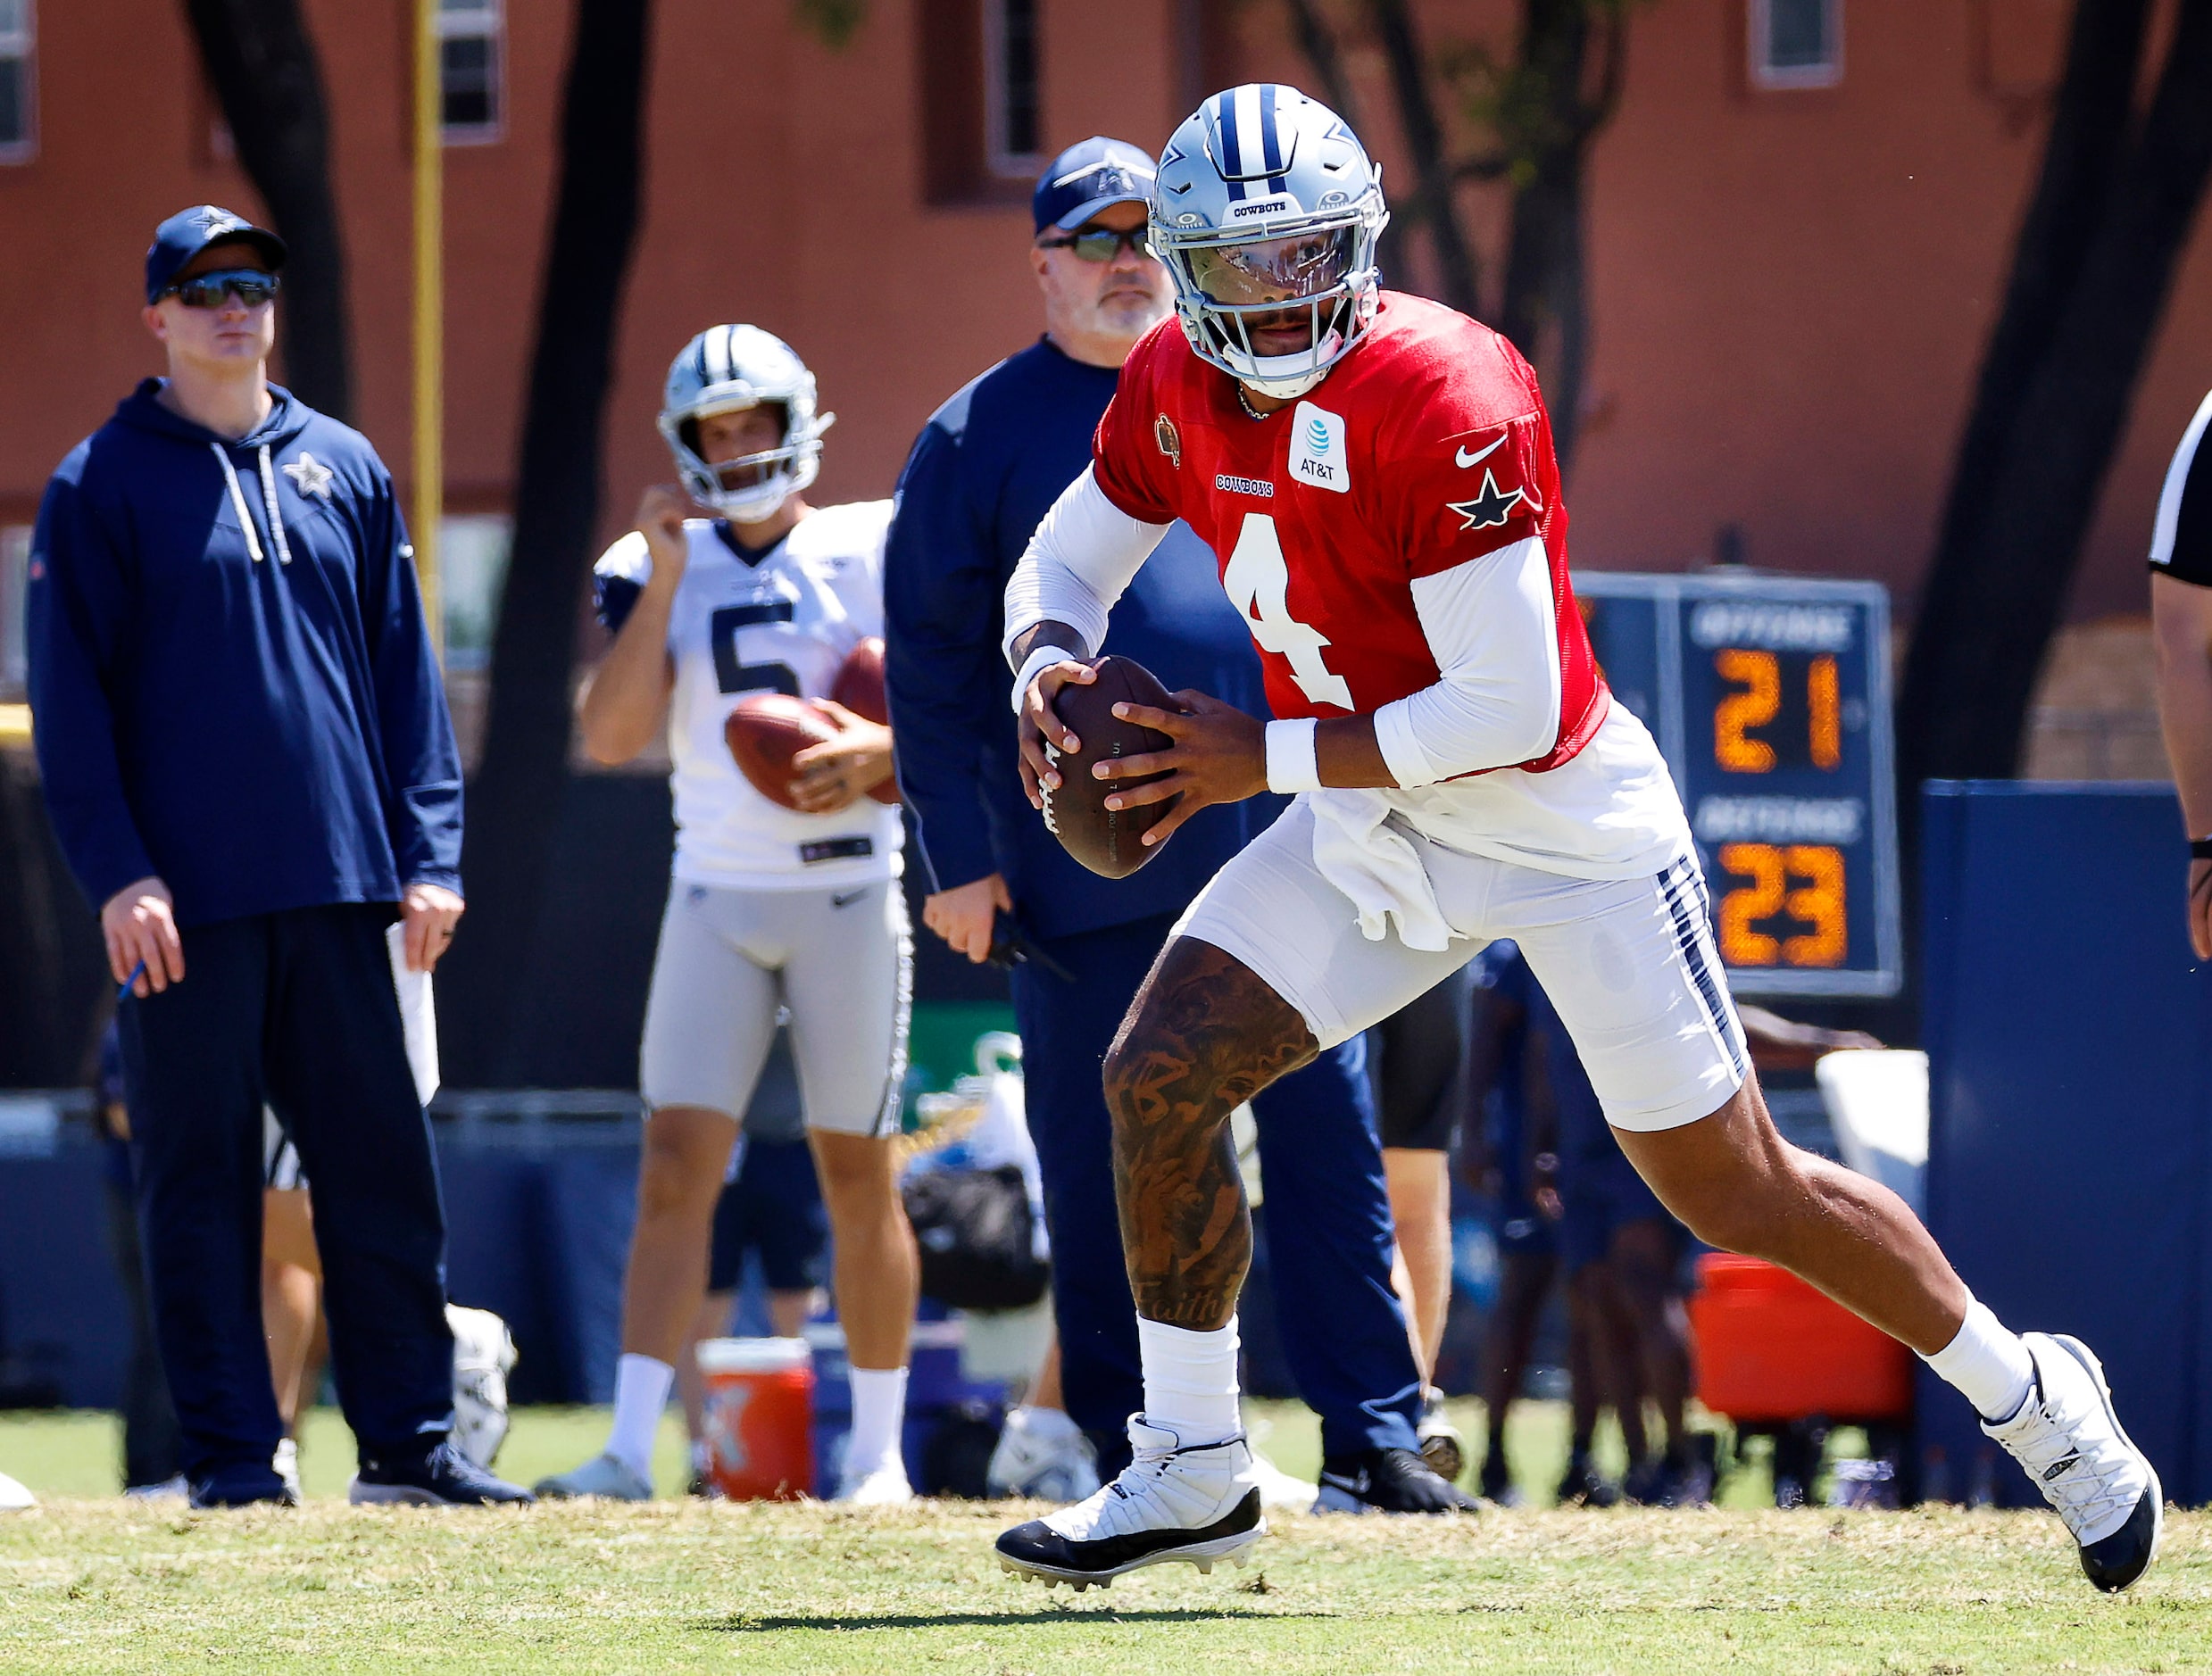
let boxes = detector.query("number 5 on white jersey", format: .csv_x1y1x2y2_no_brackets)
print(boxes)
1220,512,1355,710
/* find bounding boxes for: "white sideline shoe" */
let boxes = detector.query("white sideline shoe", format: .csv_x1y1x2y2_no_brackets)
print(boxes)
995,1415,1265,1589
122,1475,187,1503
1983,1332,2161,1593
532,1451,653,1501
987,1406,1100,1503
0,1470,32,1512
448,1305,519,1470
1247,1448,1318,1512
273,1437,302,1501
835,1461,916,1506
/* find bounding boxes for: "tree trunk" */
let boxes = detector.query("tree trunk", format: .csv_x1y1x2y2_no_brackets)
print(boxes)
1364,0,1484,315
446,0,654,1083
1899,0,2212,792
179,0,352,420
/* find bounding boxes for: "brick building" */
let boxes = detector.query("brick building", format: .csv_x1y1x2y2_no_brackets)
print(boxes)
0,0,2204,774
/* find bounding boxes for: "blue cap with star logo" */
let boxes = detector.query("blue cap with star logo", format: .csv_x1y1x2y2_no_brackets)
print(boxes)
1033,137,1157,234
145,205,287,303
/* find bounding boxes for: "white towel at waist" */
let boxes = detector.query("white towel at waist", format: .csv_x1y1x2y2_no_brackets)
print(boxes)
1305,788,1454,952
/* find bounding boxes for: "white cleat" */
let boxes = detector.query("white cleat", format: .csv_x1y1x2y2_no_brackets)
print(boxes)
994,1415,1266,1588
0,1470,33,1512
532,1451,653,1502
273,1437,303,1502
1983,1333,2162,1593
835,1462,916,1506
987,1406,1102,1503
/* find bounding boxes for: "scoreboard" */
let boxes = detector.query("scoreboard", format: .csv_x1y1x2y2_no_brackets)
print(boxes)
1574,572,1901,998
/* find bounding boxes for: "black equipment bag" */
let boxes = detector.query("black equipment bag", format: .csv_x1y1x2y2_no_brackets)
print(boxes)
901,1165,1050,1311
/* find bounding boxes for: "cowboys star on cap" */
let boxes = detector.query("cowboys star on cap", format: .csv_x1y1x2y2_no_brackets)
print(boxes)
281,452,335,500
1447,469,1532,532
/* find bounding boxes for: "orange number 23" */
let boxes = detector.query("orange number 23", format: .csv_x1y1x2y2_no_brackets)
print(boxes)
1717,842,1847,967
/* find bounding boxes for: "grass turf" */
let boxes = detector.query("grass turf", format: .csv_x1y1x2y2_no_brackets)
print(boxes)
0,1409,2204,1672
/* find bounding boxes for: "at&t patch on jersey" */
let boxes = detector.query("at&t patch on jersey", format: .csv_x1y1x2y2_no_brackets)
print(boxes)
1288,402,1349,493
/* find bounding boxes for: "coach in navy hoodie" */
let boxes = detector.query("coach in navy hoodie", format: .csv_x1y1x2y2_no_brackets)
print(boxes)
28,206,528,1507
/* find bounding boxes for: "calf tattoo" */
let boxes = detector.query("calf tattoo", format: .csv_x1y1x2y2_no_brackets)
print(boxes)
1103,938,1318,1330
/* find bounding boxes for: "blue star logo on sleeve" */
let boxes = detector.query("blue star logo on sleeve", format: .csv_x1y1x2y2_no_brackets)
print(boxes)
1447,469,1535,531
281,452,336,500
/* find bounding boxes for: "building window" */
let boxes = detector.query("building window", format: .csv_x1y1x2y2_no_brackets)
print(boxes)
918,0,1040,203
439,514,511,671
437,0,503,143
0,0,36,163
0,527,30,698
985,0,1042,174
1750,0,1842,90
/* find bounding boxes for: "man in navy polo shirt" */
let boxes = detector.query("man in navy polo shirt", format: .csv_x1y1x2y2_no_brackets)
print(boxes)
885,144,1466,1511
28,206,529,1508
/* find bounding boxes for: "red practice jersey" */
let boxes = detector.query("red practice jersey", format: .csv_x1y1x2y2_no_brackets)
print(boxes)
1093,293,1608,773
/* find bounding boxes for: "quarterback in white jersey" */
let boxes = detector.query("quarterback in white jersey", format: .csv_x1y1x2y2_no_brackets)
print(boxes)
536,326,921,1507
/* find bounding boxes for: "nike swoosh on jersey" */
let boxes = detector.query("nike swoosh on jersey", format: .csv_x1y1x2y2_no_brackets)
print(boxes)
1455,436,1508,469
832,889,870,908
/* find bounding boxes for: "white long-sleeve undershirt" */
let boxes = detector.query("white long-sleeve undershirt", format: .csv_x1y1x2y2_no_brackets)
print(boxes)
1371,535,1565,786
1001,466,1168,666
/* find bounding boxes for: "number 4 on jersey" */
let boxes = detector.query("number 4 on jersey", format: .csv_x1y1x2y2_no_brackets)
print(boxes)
1221,513,1354,710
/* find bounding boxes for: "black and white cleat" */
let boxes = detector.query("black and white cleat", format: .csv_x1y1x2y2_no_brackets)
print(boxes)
995,1416,1266,1589
1983,1333,2163,1593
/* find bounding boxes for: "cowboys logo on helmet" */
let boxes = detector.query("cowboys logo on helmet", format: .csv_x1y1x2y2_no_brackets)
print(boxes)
658,324,836,522
1151,85,1389,400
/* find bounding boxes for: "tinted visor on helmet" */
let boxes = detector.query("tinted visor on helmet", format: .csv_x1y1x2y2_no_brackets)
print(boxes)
1183,227,1356,308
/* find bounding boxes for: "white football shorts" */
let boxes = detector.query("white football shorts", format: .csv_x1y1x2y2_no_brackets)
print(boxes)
1174,800,1748,1133
640,878,911,1137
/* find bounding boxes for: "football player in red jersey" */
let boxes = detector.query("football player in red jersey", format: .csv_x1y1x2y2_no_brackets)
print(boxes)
991,85,2160,1594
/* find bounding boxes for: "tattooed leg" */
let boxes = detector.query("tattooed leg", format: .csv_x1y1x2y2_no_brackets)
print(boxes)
1102,938,1318,1330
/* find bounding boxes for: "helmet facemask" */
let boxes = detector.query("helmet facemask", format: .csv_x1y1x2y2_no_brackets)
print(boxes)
1164,218,1381,399
660,399,834,524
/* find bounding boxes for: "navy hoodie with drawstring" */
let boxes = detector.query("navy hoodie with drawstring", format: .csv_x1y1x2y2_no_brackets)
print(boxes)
27,381,462,927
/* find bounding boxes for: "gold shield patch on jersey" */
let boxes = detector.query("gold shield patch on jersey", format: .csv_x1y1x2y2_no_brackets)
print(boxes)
1154,414,1183,469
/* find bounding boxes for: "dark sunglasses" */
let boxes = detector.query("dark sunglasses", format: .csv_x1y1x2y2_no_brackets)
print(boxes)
1038,226,1151,263
163,270,281,309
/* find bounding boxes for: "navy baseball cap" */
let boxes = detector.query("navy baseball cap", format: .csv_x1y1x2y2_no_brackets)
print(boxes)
1033,137,1157,234
145,205,287,303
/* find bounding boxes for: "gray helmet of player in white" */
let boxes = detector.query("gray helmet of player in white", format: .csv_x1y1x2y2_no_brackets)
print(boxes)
656,324,836,523
1150,85,1390,401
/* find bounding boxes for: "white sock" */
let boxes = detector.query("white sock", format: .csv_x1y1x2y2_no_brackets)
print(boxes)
1921,1298,2035,1423
1137,1315,1242,1442
606,1353,674,1478
844,1365,909,1481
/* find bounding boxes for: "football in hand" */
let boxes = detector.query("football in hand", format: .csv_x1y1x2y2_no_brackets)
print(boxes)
1040,655,1184,879
723,693,844,812
829,637,900,805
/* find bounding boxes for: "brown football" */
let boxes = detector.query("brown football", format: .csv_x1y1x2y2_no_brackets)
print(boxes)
829,636,900,805
724,693,842,811
1041,656,1184,879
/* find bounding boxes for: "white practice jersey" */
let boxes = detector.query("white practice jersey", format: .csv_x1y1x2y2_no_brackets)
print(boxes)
593,502,902,891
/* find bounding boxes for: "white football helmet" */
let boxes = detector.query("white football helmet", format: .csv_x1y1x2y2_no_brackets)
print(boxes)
1151,85,1389,400
657,324,836,523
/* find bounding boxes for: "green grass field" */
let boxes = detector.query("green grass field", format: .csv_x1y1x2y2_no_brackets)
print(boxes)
1,1406,2205,1673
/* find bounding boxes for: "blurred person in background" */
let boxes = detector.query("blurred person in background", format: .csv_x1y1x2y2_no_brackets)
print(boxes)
94,1023,184,1498
1461,942,1558,1506
2150,389,2212,954
27,205,527,1508
886,138,1458,1513
537,326,920,1506
1368,968,1477,1481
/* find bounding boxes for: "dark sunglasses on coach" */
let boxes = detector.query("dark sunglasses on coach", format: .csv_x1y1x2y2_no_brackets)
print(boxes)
1038,226,1152,263
162,270,282,309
